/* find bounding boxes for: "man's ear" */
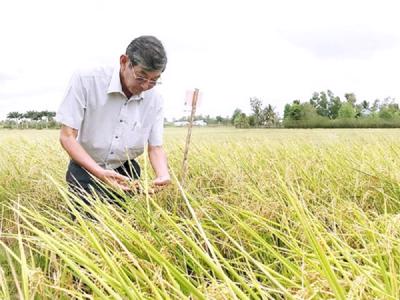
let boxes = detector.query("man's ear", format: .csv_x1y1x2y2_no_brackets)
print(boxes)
120,54,129,67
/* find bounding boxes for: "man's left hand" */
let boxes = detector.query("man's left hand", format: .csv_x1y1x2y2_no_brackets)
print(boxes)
153,175,171,186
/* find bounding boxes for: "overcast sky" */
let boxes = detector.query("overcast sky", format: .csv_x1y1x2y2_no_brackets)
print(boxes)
1,0,400,120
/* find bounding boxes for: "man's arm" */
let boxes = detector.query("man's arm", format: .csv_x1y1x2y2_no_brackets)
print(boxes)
148,144,171,186
60,125,130,190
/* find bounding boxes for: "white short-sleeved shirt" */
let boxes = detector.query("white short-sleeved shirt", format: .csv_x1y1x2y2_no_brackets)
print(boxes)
56,66,164,169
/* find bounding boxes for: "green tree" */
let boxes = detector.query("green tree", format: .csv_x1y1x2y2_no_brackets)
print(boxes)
24,110,40,120
250,97,263,126
234,113,250,128
6,111,23,128
309,92,319,107
7,111,23,120
379,108,393,119
248,115,256,127
316,91,329,117
286,100,304,121
262,104,277,126
371,99,380,112
302,103,318,120
216,115,223,124
284,104,291,119
378,97,399,119
361,100,370,110
327,90,342,119
338,102,355,118
344,93,357,106
231,108,242,125
310,91,329,117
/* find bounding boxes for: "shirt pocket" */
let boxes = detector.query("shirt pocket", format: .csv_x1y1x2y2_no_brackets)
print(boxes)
126,126,150,157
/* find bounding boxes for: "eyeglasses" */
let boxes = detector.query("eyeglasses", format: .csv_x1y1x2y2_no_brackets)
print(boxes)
129,63,162,86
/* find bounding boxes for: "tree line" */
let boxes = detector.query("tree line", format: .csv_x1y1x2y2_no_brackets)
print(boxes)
230,91,400,128
231,97,279,128
3,91,400,129
1,110,59,129
283,91,400,128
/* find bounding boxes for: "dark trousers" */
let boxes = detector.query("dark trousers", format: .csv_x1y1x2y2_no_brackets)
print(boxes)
66,159,141,206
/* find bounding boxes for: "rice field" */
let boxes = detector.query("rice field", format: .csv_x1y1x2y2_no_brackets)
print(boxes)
1,127,400,299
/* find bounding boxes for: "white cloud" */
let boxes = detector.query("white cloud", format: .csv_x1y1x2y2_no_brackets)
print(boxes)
283,29,400,59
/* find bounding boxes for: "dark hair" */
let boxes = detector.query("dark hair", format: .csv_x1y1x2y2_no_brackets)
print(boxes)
126,35,167,72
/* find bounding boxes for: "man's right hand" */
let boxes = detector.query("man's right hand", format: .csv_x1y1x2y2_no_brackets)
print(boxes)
60,125,135,192
97,169,131,191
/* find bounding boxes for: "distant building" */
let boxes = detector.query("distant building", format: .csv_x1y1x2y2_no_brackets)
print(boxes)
193,120,207,126
173,121,189,127
173,120,207,127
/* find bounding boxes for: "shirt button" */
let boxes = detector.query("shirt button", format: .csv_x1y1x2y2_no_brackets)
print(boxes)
120,119,123,122
110,151,114,155
115,136,118,139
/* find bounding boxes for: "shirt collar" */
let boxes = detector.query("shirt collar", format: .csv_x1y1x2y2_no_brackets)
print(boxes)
107,66,144,101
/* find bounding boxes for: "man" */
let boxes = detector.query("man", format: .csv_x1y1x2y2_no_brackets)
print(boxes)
56,35,171,202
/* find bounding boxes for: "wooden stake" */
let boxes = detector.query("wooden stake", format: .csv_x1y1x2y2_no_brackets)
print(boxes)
181,88,199,185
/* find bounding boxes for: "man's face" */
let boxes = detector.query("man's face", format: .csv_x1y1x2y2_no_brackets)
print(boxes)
120,55,162,96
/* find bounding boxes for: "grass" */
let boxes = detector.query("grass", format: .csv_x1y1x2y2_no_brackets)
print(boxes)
1,128,400,299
